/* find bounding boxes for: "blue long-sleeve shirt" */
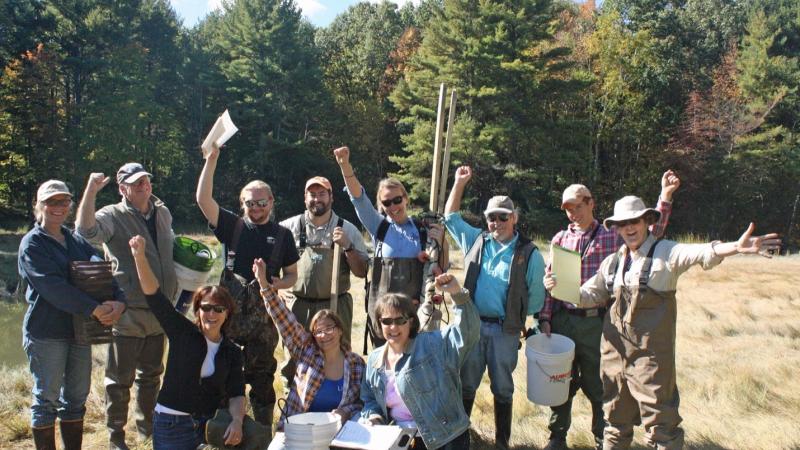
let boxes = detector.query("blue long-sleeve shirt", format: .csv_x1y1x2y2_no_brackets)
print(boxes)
18,223,126,340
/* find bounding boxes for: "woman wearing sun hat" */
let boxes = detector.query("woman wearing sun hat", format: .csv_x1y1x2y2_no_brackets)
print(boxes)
18,179,126,450
547,195,781,449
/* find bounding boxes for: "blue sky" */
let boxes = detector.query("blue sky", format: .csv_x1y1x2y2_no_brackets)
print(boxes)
168,0,419,28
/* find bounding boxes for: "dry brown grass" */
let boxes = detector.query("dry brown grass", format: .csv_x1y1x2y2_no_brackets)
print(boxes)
2,252,799,449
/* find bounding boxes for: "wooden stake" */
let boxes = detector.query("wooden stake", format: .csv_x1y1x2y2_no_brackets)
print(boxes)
437,89,457,214
430,83,447,212
330,243,341,312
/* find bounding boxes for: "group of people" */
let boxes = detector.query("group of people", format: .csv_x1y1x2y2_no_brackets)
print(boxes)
19,142,781,450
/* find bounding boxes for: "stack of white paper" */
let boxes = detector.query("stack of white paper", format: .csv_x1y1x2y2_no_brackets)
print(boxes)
201,109,238,157
330,421,416,450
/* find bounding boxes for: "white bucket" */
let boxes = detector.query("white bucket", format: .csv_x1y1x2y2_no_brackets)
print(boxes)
525,333,575,406
284,412,339,450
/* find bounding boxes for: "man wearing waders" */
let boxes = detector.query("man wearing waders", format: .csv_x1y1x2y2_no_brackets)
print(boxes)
278,176,368,380
540,171,680,450
196,144,300,431
443,166,546,450
333,146,446,350
546,196,781,449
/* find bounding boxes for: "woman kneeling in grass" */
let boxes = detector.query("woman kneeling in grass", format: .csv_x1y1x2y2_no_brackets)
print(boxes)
253,257,365,450
359,273,479,450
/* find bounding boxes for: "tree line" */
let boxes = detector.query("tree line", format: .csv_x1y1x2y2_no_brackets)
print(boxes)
2,0,798,246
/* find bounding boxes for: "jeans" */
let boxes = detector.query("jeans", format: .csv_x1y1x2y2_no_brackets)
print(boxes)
152,411,200,450
23,336,92,428
460,320,520,403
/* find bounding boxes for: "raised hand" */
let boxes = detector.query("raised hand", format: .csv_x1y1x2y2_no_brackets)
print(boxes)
203,142,220,161
252,258,270,289
129,235,146,258
454,166,472,185
86,172,111,195
435,273,462,294
660,169,680,201
333,146,350,166
736,223,782,258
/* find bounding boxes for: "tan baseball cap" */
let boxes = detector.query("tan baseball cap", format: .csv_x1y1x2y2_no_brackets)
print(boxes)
484,195,515,215
561,184,592,209
37,180,72,203
305,176,332,192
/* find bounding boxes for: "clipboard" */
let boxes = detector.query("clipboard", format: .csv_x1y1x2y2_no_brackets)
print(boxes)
550,244,581,305
330,421,416,450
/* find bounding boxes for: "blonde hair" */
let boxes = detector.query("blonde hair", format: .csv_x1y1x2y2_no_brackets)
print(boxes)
375,178,409,213
239,180,273,204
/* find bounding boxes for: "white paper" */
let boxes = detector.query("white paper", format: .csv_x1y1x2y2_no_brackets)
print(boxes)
201,109,238,157
551,244,582,305
330,422,415,450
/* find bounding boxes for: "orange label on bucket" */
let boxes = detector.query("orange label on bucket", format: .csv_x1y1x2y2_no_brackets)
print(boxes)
550,371,571,383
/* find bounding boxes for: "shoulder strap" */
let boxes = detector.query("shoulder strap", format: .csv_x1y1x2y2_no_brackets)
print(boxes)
267,226,288,275
374,219,390,257
638,239,661,286
224,217,246,271
579,224,601,259
298,215,307,251
606,250,622,294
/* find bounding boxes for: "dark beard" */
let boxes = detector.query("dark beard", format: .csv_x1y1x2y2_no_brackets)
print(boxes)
308,203,329,216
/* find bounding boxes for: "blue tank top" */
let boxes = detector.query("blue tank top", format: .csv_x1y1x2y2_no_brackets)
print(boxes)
308,377,344,412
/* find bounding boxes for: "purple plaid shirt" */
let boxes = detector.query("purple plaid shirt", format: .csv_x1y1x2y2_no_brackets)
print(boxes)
540,199,672,320
262,288,365,430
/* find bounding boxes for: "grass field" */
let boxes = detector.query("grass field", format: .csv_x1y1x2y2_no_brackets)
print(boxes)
1,230,799,449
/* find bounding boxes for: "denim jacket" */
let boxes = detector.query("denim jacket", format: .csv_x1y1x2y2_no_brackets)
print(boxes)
360,292,479,448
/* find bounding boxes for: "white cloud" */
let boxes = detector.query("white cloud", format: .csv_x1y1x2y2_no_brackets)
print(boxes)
208,0,223,11
297,0,327,18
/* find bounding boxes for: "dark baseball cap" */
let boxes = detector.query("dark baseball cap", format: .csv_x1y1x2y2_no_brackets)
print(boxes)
116,163,152,185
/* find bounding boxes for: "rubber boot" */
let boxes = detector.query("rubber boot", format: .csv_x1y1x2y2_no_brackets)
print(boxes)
60,419,84,450
462,396,476,449
109,430,129,450
590,400,605,450
32,425,56,450
494,399,513,450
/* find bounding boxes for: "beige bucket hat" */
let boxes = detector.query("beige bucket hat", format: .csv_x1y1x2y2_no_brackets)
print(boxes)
603,195,661,229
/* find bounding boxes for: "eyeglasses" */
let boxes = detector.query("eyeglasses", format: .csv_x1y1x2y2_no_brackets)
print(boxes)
44,198,72,207
307,190,330,199
313,326,338,337
486,213,510,223
199,304,227,313
379,316,409,326
616,218,642,228
244,199,270,208
380,196,404,208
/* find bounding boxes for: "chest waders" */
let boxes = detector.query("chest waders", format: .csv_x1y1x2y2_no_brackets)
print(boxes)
363,219,425,353
600,241,684,450
291,216,350,299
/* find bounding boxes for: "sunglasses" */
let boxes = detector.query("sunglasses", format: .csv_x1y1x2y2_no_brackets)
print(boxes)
313,326,338,337
486,213,510,223
616,218,643,228
379,316,410,326
199,304,227,313
45,198,72,207
244,199,270,208
380,196,404,208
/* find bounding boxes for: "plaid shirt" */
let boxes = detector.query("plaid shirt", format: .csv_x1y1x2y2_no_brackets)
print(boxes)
261,288,365,430
540,199,672,320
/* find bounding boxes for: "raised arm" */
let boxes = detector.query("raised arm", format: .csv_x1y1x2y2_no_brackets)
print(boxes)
196,144,221,228
711,223,781,258
436,273,479,366
333,146,362,199
76,173,111,240
650,169,680,238
444,166,471,215
129,235,159,295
